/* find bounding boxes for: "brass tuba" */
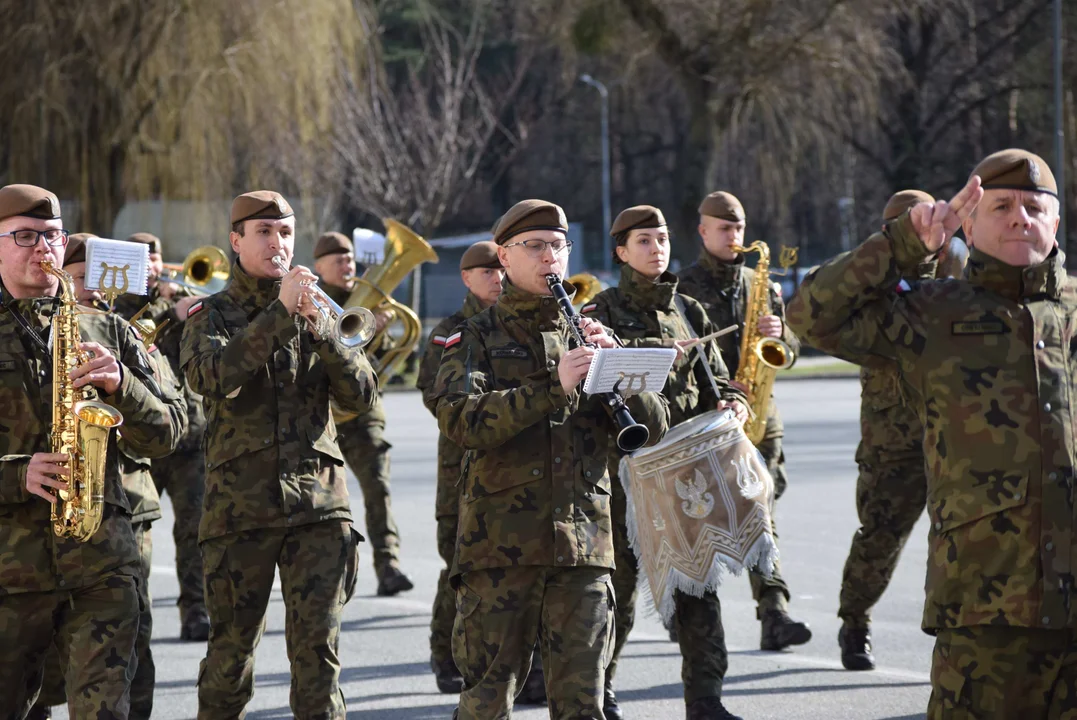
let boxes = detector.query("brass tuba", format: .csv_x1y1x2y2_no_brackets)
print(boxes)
731,241,796,445
567,272,603,308
335,219,438,421
159,246,231,296
41,260,124,541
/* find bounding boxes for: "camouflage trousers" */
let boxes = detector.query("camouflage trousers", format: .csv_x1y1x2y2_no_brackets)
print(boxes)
197,521,361,720
0,571,140,719
929,626,1077,719
32,522,156,719
152,441,207,616
431,513,458,667
453,566,615,720
608,475,728,704
748,425,791,611
337,402,401,577
838,451,926,627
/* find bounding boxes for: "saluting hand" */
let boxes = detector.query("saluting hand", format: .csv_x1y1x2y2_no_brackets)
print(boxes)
909,175,983,252
70,342,122,394
26,452,70,503
558,346,596,395
279,265,318,315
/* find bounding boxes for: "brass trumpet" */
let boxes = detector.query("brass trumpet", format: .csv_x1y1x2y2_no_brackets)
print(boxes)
272,256,376,347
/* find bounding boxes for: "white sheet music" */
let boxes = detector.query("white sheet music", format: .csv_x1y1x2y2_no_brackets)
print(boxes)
582,348,677,396
84,237,149,295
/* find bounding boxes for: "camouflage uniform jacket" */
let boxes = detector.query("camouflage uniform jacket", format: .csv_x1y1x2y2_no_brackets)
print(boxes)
678,249,801,373
858,261,938,468
581,265,745,428
787,213,1077,632
0,291,186,594
115,286,207,451
180,260,380,542
434,280,670,577
416,291,487,520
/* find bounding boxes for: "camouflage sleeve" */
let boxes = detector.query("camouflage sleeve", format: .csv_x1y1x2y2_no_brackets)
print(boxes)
105,322,186,459
435,325,579,450
313,337,380,416
417,321,451,416
0,456,30,504
181,299,300,400
785,213,930,369
622,391,670,447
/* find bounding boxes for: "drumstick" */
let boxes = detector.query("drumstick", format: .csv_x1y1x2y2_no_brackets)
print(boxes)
682,324,738,350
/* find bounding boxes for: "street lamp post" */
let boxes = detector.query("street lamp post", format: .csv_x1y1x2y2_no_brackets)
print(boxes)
580,73,612,271
1054,0,1067,251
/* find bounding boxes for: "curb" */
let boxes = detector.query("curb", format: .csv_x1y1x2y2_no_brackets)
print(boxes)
777,372,859,382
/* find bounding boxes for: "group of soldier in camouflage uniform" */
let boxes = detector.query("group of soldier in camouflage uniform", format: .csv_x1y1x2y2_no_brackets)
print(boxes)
2,144,1074,720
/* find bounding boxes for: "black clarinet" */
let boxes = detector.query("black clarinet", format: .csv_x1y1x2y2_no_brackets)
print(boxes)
546,274,650,452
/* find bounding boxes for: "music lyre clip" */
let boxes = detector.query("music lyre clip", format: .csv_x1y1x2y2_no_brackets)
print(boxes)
99,262,131,309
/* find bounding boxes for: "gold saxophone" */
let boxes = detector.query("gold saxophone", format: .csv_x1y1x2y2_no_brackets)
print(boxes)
41,260,124,541
731,241,795,445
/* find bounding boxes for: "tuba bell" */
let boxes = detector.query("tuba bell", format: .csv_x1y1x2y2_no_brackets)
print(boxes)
160,246,231,296
567,272,603,308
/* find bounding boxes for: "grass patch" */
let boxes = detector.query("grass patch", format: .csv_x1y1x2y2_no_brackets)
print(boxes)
778,360,858,378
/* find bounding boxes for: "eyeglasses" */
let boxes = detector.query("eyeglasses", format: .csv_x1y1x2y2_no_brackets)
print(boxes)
503,238,573,256
0,228,69,247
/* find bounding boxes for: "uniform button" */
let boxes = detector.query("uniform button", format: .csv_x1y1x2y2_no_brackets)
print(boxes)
1043,616,1051,624
934,522,942,531
278,382,285,389
280,472,287,479
1046,541,1055,551
555,507,562,514
557,555,564,562
462,493,469,500
1050,472,1059,481
554,457,561,463
1014,493,1022,501
1026,270,1035,278
1037,340,1045,349
1044,403,1052,412
531,468,541,476
585,471,592,478
264,438,271,445
58,579,66,587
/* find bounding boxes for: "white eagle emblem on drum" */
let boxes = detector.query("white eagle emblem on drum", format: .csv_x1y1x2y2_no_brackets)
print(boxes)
676,468,715,519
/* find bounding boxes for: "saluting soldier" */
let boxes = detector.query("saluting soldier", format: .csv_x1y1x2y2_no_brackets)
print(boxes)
678,191,812,651
181,192,378,719
435,200,670,719
29,233,186,720
582,205,749,720
415,240,504,694
836,190,938,671
788,149,1077,718
0,184,185,718
314,230,414,596
111,231,212,641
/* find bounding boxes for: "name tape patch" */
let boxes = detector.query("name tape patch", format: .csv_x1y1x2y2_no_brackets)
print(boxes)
951,321,1007,335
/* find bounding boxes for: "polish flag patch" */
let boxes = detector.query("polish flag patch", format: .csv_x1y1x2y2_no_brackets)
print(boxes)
187,300,205,318
895,279,912,294
443,331,462,349
431,335,448,347
581,303,597,314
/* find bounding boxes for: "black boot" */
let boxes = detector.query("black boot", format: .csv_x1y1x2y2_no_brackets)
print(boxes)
25,704,51,720
432,657,464,694
604,681,624,720
839,624,875,671
180,606,211,642
759,607,812,651
376,566,414,597
686,697,743,720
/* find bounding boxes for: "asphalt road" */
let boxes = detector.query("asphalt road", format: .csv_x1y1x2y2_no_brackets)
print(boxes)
55,377,933,720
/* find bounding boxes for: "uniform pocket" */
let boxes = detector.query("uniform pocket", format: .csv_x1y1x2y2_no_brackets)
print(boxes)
200,542,233,624
340,526,363,606
451,581,484,686
602,576,617,670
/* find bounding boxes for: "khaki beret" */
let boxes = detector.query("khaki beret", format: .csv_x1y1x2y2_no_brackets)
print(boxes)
0,184,61,223
127,232,162,255
314,231,353,259
610,205,666,237
63,234,93,266
459,241,502,271
971,149,1057,196
491,199,568,245
230,190,294,225
882,190,935,222
698,191,745,222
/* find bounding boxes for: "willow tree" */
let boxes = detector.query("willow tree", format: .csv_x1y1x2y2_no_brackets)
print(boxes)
0,0,365,234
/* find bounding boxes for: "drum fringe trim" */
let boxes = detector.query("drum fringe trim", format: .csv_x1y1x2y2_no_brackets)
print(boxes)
618,456,779,624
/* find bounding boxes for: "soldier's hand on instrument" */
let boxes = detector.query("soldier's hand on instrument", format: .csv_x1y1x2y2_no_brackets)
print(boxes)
374,309,393,333
72,342,122,394
717,399,749,425
280,265,318,315
757,314,782,338
296,293,325,340
174,295,200,321
26,452,70,503
577,317,617,348
910,175,983,252
730,380,748,394
672,339,693,362
559,346,596,394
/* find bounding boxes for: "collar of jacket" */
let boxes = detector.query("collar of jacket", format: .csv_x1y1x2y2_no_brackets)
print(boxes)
0,278,59,320
619,264,679,311
228,258,282,314
905,259,938,283
698,248,744,287
965,247,1066,302
495,278,568,332
462,291,487,319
